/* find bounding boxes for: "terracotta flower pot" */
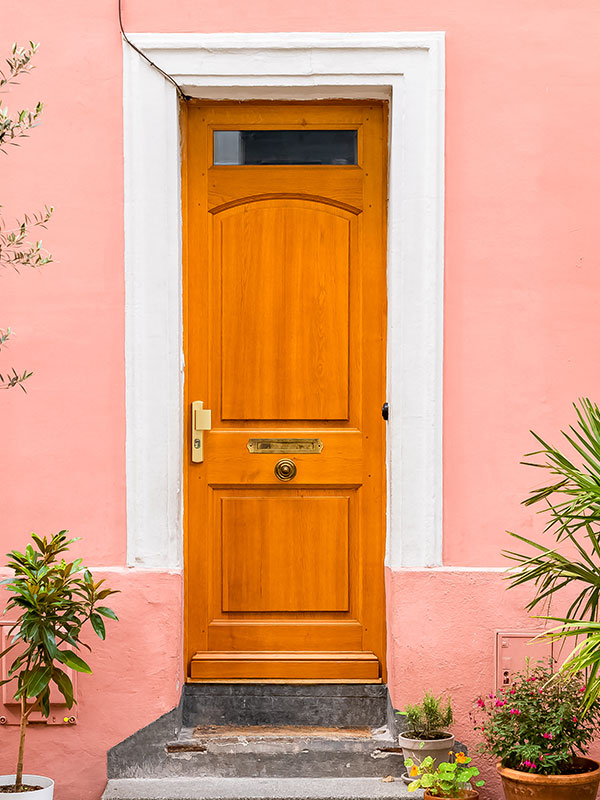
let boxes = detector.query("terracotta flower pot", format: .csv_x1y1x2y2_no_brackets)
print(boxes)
398,731,455,771
424,792,479,800
497,757,600,800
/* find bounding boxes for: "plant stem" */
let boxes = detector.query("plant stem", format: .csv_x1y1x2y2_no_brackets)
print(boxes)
16,695,27,790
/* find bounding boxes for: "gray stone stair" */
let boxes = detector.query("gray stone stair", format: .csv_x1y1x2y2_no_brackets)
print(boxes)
103,685,409,799
102,777,420,800
181,685,390,728
111,724,404,779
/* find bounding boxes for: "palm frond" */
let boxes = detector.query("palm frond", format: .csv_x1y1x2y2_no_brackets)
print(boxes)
506,399,600,711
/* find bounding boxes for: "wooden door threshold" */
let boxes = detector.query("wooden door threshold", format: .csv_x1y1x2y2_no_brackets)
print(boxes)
189,651,381,683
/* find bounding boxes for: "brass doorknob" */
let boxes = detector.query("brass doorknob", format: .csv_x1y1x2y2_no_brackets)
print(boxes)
274,458,297,481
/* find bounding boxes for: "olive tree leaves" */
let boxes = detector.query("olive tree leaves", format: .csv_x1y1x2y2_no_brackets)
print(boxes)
1,42,53,391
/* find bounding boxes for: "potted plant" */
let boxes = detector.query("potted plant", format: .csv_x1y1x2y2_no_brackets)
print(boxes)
473,660,600,800
0,532,118,796
503,398,600,709
397,691,454,776
405,752,485,798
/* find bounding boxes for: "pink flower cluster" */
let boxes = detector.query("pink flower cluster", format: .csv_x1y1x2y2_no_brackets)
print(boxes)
509,708,521,715
542,732,553,739
521,760,537,769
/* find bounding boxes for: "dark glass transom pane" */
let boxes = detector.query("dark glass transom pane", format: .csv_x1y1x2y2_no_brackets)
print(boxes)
213,130,357,165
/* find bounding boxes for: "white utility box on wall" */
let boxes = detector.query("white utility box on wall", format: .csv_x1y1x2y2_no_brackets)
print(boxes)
495,630,554,694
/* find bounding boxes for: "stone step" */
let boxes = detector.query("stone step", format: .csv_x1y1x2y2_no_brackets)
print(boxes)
111,725,404,779
107,686,401,784
102,777,421,800
181,685,390,729
168,725,402,778
170,725,379,747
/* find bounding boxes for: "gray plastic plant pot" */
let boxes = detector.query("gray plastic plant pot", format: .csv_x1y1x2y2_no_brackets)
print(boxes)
398,732,455,771
0,775,54,798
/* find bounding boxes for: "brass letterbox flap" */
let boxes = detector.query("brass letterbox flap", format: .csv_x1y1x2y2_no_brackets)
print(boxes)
247,438,323,454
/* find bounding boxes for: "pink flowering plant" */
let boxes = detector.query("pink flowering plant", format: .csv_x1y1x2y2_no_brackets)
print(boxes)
472,661,600,775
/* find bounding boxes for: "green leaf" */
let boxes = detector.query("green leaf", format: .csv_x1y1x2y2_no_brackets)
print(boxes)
56,650,92,673
0,641,18,660
91,612,106,640
52,668,74,708
38,686,50,718
95,606,118,621
42,628,58,657
96,589,118,601
23,666,52,698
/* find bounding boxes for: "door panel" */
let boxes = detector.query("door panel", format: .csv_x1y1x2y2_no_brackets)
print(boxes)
221,495,349,612
207,621,363,652
204,431,363,485
208,171,363,211
218,201,353,421
184,102,387,683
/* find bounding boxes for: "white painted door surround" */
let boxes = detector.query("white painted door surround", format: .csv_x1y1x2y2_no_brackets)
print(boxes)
123,32,445,572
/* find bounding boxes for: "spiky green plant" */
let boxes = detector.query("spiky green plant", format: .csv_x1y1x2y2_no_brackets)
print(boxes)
504,398,600,710
397,691,453,739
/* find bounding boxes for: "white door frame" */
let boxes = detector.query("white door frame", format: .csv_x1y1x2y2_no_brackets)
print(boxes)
123,32,445,572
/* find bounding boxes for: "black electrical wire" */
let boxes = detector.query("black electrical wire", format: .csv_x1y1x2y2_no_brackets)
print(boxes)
118,0,189,102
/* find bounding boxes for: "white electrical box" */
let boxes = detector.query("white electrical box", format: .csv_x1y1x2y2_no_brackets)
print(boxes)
496,630,554,694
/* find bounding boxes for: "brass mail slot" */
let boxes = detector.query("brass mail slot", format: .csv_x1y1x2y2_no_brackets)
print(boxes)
247,438,323,454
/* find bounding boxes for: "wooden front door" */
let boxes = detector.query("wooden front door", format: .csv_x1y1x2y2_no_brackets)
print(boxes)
184,102,387,682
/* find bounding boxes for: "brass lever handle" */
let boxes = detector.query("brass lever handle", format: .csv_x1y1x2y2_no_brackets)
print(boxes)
191,401,212,463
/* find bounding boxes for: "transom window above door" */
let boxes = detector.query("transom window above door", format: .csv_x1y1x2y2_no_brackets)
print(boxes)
213,129,358,165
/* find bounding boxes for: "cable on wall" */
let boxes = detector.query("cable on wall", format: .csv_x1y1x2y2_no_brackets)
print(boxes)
118,0,189,101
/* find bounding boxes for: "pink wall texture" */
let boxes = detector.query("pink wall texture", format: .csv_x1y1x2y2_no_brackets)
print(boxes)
385,569,574,796
3,1,600,798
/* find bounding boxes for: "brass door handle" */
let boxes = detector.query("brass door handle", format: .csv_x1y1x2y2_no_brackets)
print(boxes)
191,401,212,463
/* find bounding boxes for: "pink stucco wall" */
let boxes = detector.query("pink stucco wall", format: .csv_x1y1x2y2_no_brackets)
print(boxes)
2,1,600,798
385,569,578,798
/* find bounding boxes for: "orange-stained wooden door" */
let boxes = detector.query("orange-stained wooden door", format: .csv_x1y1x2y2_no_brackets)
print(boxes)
184,102,387,682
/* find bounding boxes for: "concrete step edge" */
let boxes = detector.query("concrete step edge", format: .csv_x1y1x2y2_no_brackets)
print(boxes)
103,777,419,800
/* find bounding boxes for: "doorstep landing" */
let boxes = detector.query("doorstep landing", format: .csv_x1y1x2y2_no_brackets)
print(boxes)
190,726,374,740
